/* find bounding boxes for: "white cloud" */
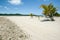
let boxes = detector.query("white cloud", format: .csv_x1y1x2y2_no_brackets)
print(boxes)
0,5,9,10
4,6,9,10
0,5,2,8
8,0,22,5
43,0,49,1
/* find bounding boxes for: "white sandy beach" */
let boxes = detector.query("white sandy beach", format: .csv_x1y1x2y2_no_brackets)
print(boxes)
1,16,60,40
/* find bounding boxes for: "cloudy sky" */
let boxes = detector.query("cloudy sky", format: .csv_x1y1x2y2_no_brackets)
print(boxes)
0,0,60,15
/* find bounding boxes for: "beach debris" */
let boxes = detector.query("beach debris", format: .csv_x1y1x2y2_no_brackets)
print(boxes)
0,17,28,40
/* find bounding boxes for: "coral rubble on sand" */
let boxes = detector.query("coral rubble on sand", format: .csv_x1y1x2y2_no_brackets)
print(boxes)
0,17,28,40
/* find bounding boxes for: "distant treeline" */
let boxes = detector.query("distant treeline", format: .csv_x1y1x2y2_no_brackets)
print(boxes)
0,13,60,16
53,12,60,17
0,14,22,16
0,13,40,16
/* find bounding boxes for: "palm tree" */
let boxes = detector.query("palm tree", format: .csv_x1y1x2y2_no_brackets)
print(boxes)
41,3,57,21
40,4,48,17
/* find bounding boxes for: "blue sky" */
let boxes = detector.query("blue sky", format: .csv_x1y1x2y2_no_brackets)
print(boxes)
0,0,60,15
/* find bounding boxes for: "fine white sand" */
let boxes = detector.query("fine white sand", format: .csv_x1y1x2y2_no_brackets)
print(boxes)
1,16,60,40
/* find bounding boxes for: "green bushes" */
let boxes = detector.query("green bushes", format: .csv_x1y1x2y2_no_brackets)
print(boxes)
54,12,60,17
29,13,34,18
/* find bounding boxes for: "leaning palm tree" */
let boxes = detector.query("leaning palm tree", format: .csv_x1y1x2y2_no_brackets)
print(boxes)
41,3,57,21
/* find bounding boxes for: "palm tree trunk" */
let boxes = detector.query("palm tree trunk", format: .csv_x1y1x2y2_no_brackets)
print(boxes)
49,13,55,21
50,17,55,21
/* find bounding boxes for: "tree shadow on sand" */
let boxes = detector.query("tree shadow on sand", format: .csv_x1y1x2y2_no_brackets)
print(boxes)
41,18,55,22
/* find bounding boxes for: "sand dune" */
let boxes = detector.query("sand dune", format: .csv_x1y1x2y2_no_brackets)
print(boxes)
1,16,60,40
